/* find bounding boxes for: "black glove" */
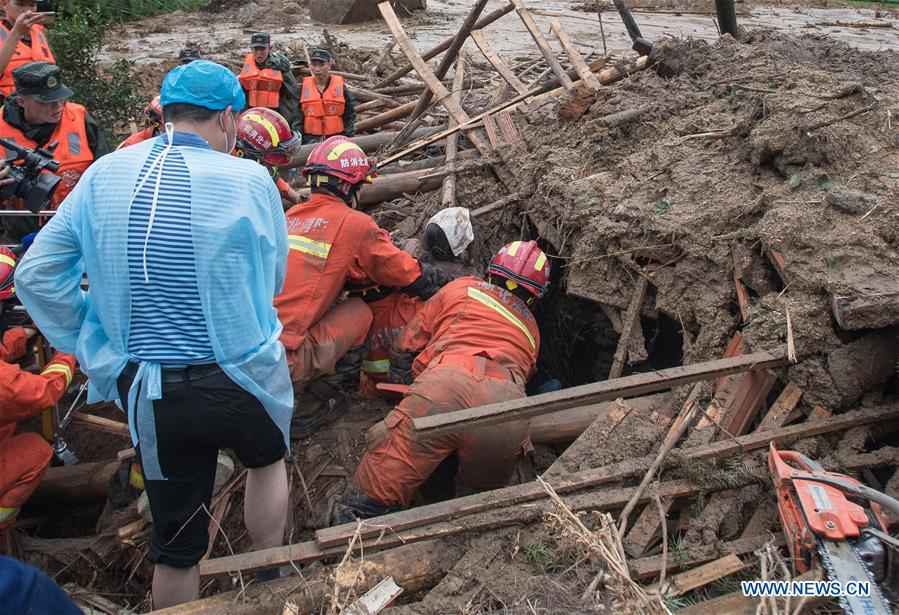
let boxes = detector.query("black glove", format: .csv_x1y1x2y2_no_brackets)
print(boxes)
400,261,452,301
388,348,415,385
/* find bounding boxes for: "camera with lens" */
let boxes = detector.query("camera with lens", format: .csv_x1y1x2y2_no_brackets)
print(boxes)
0,138,61,213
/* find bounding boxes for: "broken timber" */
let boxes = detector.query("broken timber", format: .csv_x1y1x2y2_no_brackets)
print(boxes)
550,19,603,91
509,0,575,92
413,350,788,435
470,30,530,98
441,54,464,208
202,403,899,578
309,404,899,551
378,2,515,190
608,273,650,379
70,412,130,438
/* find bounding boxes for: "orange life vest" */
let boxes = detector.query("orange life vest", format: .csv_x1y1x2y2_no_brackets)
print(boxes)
238,54,283,109
301,75,345,137
116,126,157,150
0,23,55,97
0,102,94,209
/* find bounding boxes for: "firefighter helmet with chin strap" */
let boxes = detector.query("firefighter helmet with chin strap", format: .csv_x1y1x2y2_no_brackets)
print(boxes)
0,247,16,301
236,107,301,167
302,136,375,200
487,240,550,299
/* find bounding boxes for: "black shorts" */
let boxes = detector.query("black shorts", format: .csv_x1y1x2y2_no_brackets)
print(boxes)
117,364,286,568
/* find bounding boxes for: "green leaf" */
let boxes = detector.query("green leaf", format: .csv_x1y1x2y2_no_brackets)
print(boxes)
655,198,672,214
788,174,801,190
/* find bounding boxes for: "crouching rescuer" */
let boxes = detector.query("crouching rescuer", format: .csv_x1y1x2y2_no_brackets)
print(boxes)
335,240,550,521
274,135,450,435
0,247,75,531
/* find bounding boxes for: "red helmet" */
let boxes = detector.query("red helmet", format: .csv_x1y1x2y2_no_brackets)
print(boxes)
236,108,301,166
487,240,550,299
302,136,376,194
145,96,162,127
0,247,16,301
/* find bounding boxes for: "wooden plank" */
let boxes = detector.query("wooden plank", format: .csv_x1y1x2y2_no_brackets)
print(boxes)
630,534,780,580
71,412,130,438
549,19,602,91
375,3,516,89
531,393,671,446
757,382,803,431
378,2,513,189
766,247,788,284
508,0,575,92
608,275,649,379
314,404,899,551
413,350,788,435
204,479,700,577
734,272,751,323
721,369,777,435
624,497,672,558
470,30,530,96
662,553,748,597
832,291,899,331
440,54,464,208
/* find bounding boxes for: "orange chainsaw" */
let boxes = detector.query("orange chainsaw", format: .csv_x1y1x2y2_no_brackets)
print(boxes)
769,443,899,614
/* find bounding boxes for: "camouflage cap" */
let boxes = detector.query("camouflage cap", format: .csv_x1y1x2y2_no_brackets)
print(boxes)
13,62,73,103
250,32,271,48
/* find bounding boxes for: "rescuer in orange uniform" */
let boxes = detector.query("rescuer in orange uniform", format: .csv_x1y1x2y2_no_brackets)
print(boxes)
275,135,449,435
298,48,355,145
0,0,55,100
360,207,477,398
234,107,302,205
0,62,109,240
0,246,76,531
336,240,550,521
117,96,162,150
238,32,300,130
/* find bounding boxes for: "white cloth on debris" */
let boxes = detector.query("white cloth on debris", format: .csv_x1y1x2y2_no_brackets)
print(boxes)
427,207,474,257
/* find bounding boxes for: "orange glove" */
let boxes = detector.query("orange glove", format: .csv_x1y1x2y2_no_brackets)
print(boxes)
0,327,29,362
39,352,76,388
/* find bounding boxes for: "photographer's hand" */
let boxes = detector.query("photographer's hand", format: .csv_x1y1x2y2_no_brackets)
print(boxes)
11,11,51,39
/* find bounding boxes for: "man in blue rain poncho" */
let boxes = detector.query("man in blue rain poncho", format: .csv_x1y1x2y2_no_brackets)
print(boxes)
13,60,294,609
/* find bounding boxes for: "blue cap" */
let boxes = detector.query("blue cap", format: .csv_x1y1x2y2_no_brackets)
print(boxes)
160,60,246,112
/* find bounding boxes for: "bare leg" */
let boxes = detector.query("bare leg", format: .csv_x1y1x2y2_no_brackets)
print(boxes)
152,563,199,609
244,458,288,550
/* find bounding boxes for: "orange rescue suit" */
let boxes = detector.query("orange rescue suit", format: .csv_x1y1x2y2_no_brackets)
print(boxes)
0,328,76,529
300,75,345,137
275,191,421,352
0,23,55,97
117,126,157,150
0,102,94,209
239,54,284,109
354,277,540,507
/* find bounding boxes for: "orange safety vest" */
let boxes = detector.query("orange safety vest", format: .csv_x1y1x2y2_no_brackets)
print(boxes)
0,102,94,209
238,54,283,109
301,75,345,137
0,23,55,97
117,126,157,150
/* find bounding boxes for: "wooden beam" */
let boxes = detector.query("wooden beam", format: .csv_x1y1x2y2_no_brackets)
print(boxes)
630,534,780,580
470,30,530,97
608,275,649,379
285,127,439,168
550,19,603,91
389,0,489,148
441,53,464,208
757,382,803,431
374,3,516,89
315,404,898,552
471,192,521,218
720,369,777,436
32,460,119,503
356,100,419,133
509,0,574,92
832,291,899,331
413,350,788,435
71,412,130,438
624,496,672,558
204,480,701,577
378,2,513,190
660,553,748,597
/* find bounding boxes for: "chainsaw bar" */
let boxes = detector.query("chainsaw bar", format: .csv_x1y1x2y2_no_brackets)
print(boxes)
818,537,892,615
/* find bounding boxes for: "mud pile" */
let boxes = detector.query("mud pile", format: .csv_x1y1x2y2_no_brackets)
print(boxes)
483,30,899,408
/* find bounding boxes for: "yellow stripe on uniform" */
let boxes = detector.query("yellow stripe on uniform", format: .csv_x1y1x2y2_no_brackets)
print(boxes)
41,363,73,386
506,241,521,256
288,235,332,260
242,113,280,146
467,287,535,350
362,359,390,374
0,254,14,267
0,506,18,523
534,252,547,271
327,141,364,160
